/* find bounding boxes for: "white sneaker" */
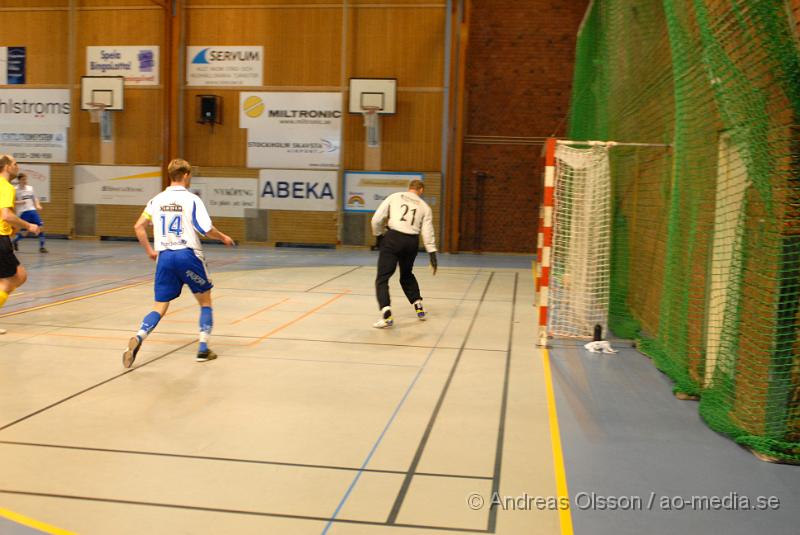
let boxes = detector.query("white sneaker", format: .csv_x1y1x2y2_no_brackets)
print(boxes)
373,307,393,328
373,316,394,328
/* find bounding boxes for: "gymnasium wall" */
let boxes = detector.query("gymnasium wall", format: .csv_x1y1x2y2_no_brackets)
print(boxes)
458,0,589,252
0,0,446,246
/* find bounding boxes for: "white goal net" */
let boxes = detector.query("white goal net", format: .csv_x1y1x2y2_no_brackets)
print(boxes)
548,142,612,338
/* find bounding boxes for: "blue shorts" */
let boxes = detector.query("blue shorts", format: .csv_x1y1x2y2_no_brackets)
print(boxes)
154,248,213,302
20,210,43,226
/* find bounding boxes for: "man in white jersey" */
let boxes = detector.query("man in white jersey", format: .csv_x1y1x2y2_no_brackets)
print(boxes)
123,159,234,367
13,173,47,253
370,179,437,328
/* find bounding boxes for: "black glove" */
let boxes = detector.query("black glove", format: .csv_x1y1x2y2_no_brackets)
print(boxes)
429,252,438,275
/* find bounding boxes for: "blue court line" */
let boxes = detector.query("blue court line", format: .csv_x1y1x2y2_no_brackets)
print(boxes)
320,270,485,534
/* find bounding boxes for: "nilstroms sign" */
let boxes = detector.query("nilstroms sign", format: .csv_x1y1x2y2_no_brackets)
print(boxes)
0,89,70,163
186,46,263,86
240,92,342,170
0,89,71,126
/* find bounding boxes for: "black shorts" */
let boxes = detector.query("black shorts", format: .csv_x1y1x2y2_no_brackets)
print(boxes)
0,235,20,279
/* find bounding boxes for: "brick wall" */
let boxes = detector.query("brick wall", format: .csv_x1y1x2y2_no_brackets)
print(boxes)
458,0,589,252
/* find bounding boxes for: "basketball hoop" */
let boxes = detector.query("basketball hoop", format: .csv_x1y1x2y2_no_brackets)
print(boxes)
362,106,381,147
87,102,109,124
88,101,114,142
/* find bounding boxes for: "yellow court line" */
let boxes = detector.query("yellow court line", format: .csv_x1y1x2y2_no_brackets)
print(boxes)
0,507,78,535
0,281,148,319
543,347,574,535
533,258,573,535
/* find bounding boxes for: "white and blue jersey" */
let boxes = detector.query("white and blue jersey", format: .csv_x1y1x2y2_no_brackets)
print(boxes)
142,186,214,302
15,185,44,227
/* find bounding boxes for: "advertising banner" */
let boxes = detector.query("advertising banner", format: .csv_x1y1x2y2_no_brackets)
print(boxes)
74,166,161,206
343,171,424,212
0,89,71,126
86,46,159,85
189,177,258,218
241,92,341,169
0,126,68,163
258,169,337,211
16,163,50,203
0,47,26,85
187,46,263,86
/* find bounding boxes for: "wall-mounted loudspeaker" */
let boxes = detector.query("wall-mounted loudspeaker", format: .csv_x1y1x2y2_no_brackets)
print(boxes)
197,95,222,125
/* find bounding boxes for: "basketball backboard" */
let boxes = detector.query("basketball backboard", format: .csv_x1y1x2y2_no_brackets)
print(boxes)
80,76,125,111
349,78,397,114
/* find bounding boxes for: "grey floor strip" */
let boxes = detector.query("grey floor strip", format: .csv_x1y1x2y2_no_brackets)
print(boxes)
386,272,497,524
0,341,195,432
0,440,491,481
486,272,518,531
0,490,490,534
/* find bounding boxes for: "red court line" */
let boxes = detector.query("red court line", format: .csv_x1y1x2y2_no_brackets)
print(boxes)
247,292,349,347
230,298,290,325
0,281,149,319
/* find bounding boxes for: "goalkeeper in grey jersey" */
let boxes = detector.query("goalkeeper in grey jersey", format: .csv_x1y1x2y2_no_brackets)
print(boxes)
370,179,438,328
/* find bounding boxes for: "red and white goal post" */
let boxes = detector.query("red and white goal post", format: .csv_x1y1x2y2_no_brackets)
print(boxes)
536,138,613,346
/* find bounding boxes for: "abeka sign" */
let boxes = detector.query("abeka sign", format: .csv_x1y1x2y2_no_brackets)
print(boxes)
186,46,263,86
258,170,337,212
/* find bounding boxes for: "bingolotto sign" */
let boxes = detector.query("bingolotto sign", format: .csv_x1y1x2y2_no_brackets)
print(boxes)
186,46,263,86
0,89,71,126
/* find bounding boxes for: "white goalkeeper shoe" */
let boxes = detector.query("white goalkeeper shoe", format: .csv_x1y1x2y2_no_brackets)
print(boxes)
373,307,394,328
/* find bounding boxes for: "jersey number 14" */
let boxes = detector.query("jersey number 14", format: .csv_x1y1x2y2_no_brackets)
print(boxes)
160,214,184,237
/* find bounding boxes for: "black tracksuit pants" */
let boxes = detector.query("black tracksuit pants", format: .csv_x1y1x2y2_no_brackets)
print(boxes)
376,229,421,310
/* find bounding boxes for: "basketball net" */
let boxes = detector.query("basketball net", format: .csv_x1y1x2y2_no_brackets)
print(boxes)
362,106,381,147
88,102,113,142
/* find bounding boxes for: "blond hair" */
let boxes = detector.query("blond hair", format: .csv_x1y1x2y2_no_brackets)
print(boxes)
168,158,192,181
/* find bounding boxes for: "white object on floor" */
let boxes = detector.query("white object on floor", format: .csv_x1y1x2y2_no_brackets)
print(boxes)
584,340,618,354
0,328,6,335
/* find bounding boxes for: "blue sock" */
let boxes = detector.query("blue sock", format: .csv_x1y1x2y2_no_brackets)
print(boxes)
136,311,162,340
13,233,21,244
39,233,45,247
199,306,213,352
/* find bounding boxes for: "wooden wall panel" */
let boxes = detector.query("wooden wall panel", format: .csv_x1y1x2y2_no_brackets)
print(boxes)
95,205,141,237
75,5,164,165
188,0,343,6
76,6,163,45
0,1,67,9
343,91,442,171
39,164,73,236
0,10,69,85
185,8,342,87
5,1,447,243
268,211,337,244
347,7,445,87
73,89,163,164
183,90,247,167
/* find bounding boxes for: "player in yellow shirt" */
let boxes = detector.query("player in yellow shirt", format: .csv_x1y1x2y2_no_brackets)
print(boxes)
0,155,41,333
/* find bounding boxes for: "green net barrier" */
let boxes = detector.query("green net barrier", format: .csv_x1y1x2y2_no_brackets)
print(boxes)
566,0,800,463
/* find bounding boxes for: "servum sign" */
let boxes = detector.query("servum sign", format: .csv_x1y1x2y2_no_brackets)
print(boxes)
187,46,263,86
241,92,342,170
259,170,337,211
